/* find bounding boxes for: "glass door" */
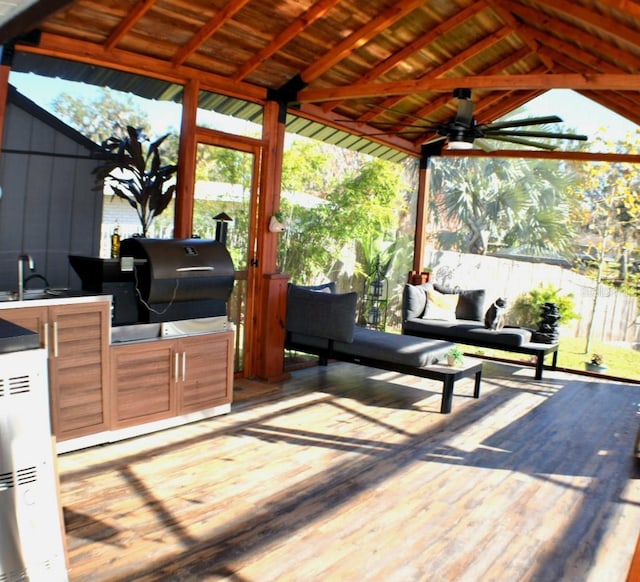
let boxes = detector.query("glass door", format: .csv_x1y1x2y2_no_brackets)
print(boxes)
192,130,261,375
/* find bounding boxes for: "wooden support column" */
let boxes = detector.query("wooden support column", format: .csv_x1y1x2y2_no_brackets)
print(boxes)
413,145,434,273
175,79,199,238
252,99,289,381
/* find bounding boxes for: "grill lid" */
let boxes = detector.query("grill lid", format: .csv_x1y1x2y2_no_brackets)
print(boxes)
120,237,235,304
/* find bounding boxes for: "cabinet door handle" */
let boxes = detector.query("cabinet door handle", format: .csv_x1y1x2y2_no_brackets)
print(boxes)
182,352,187,382
174,352,179,382
43,322,49,353
53,321,59,358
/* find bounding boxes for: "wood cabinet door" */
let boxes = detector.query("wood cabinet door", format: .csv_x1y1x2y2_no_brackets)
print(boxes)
110,340,176,428
178,331,234,414
47,302,111,440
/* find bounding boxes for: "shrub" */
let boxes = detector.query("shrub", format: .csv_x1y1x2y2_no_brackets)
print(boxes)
509,283,580,328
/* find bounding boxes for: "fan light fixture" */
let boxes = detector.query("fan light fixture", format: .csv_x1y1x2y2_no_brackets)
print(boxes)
447,139,474,150
447,127,474,149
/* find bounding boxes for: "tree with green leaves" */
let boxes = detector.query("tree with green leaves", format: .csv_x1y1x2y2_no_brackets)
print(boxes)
52,88,152,145
429,156,578,257
278,156,409,285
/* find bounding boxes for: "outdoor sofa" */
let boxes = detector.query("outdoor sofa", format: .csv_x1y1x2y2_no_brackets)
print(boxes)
401,282,559,380
285,283,482,413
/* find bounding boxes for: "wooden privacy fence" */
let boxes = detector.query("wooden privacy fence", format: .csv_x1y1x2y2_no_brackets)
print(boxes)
423,250,639,344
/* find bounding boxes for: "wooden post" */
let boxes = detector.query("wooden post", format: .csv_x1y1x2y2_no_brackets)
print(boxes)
413,146,434,273
175,79,199,238
251,99,288,380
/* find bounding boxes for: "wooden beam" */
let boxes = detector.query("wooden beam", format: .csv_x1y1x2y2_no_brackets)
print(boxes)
105,0,158,51
172,0,251,66
485,0,554,70
298,74,640,103
18,32,267,102
233,0,341,81
320,1,487,114
509,2,640,73
532,0,640,52
359,26,512,124
301,0,427,83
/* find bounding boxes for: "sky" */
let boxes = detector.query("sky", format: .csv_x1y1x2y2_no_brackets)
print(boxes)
521,89,637,144
9,72,638,148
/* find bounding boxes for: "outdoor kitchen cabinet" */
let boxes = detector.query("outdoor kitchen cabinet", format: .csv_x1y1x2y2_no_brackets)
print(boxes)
0,299,111,441
110,330,234,428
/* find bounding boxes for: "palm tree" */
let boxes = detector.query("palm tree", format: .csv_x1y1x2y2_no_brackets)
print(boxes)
429,156,577,256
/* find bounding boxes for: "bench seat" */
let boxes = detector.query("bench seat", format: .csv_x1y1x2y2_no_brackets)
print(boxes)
402,283,559,380
285,284,483,413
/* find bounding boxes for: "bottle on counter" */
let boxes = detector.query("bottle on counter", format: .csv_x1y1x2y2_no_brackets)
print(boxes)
110,225,121,258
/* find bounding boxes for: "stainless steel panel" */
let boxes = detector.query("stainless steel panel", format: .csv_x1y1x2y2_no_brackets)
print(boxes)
0,349,68,581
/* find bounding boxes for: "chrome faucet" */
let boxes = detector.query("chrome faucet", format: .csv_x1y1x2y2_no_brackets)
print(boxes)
17,254,34,301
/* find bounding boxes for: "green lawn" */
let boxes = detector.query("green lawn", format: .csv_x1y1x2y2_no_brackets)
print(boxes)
466,336,640,382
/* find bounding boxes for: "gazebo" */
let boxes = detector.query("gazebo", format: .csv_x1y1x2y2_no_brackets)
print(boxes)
0,0,639,379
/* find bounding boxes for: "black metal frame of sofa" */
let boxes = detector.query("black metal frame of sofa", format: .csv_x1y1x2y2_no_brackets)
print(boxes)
285,332,482,414
402,328,558,381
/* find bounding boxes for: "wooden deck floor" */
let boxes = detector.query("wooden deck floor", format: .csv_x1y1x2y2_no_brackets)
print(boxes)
58,361,640,581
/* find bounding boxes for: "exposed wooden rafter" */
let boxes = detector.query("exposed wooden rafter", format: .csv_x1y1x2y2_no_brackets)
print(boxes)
2,0,639,160
298,74,640,104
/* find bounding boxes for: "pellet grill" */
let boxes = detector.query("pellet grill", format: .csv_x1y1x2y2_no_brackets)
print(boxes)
119,237,235,323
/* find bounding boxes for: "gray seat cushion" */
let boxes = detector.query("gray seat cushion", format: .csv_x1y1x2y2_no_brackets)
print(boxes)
290,327,453,368
403,318,532,347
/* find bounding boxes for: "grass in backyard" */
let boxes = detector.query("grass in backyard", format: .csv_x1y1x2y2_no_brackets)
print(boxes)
465,335,640,382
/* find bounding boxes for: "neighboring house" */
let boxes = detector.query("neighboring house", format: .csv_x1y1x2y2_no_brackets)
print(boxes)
0,86,102,291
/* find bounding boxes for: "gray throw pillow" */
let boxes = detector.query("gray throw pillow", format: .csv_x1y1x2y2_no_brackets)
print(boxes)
455,289,486,321
286,285,357,342
402,284,428,319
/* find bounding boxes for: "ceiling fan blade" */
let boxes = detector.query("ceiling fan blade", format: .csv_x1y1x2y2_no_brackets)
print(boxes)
484,129,588,141
473,139,495,152
485,134,558,150
482,115,562,131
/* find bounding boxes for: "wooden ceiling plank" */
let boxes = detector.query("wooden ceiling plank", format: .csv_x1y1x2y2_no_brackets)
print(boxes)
321,1,489,115
538,41,621,75
232,0,341,81
21,31,267,102
299,73,640,103
301,0,427,84
105,0,158,51
598,0,640,19
510,2,640,73
485,0,554,70
172,0,252,67
349,2,487,88
358,27,513,123
532,0,640,52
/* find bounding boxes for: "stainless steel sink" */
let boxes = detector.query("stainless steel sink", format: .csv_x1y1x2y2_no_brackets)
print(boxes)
0,289,72,302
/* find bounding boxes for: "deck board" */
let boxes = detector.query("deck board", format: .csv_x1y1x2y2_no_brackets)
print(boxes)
58,361,640,581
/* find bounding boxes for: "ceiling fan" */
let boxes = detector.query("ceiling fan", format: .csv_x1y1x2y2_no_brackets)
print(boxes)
349,89,588,152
